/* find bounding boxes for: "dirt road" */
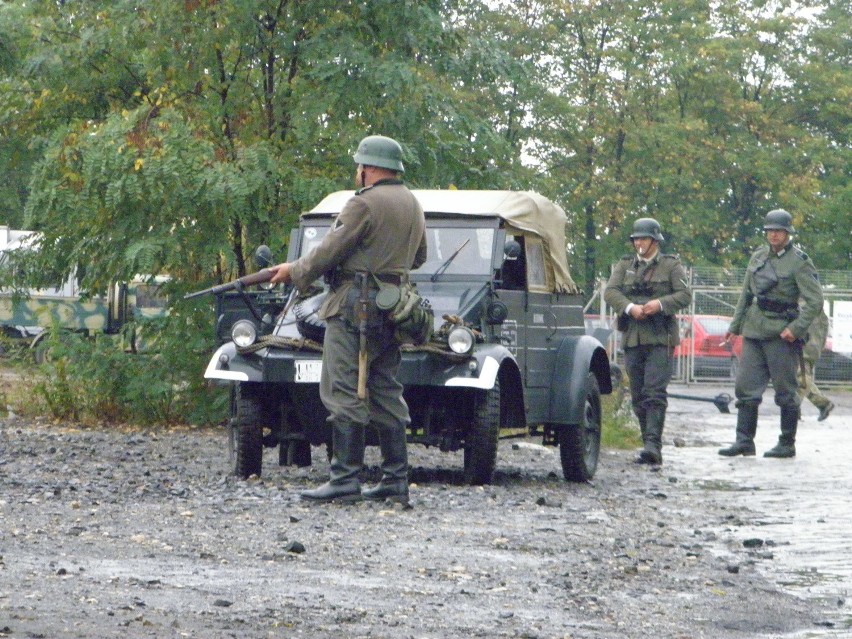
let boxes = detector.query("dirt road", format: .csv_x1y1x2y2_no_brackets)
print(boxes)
0,384,848,638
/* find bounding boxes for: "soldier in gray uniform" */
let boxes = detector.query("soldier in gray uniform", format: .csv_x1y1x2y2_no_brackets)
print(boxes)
799,309,834,421
269,135,427,503
605,218,691,465
719,209,824,459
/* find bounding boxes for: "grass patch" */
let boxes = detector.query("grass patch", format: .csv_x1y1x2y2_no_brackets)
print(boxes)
601,382,641,450
0,360,52,420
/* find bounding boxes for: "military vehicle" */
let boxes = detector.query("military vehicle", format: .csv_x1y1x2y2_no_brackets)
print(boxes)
0,226,167,354
197,190,613,485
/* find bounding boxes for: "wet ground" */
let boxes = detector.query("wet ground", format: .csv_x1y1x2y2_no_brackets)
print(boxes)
0,379,849,638
665,382,852,636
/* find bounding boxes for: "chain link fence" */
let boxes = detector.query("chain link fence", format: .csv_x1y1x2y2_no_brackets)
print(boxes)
586,267,852,386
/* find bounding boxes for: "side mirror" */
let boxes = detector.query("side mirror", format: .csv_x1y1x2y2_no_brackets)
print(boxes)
254,245,273,269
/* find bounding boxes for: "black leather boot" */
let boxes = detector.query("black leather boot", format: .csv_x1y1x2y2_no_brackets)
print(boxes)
362,423,409,504
301,420,365,502
719,403,758,457
633,411,648,464
764,406,798,458
636,406,663,465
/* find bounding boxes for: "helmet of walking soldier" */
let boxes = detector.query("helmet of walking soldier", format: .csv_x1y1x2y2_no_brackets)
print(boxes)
353,135,405,173
763,209,794,234
629,217,664,242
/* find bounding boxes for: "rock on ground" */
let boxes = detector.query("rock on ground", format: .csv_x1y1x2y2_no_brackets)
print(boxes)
0,414,836,639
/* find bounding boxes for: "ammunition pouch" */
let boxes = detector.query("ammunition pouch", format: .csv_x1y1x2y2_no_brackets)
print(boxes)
628,283,654,298
755,296,799,320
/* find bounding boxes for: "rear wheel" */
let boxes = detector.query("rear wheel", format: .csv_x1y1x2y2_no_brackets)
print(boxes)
558,373,601,482
234,384,264,479
463,379,500,485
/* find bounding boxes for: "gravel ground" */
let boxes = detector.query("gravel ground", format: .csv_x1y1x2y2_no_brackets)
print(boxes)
0,395,843,639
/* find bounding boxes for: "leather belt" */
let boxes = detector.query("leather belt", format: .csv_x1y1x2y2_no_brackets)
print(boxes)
372,273,403,285
335,272,403,286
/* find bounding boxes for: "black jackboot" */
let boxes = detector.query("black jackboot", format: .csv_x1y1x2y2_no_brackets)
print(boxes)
719,404,758,457
362,424,409,504
764,406,798,458
636,407,664,465
301,420,365,502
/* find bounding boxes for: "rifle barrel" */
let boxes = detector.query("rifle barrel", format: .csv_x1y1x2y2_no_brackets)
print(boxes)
183,268,275,300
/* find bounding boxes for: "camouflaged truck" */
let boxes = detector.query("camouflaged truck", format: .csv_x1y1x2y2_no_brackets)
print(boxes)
200,190,613,485
0,227,168,355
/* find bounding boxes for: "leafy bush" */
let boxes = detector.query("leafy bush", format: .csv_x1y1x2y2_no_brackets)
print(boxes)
31,314,228,426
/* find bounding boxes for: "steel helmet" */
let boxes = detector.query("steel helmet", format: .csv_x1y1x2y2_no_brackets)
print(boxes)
353,135,405,173
629,217,664,242
763,209,794,234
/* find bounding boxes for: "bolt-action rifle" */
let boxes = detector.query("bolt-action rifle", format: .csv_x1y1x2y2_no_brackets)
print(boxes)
183,269,275,300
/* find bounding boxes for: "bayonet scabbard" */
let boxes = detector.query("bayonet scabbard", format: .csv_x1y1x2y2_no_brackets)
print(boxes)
357,272,369,399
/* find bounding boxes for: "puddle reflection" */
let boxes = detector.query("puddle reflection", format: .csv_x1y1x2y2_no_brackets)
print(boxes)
667,391,851,636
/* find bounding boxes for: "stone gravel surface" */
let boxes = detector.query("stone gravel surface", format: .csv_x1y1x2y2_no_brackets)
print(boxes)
0,403,841,639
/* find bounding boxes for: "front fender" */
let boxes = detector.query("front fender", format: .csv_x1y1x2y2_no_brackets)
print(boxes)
443,343,516,390
204,342,265,383
548,335,611,425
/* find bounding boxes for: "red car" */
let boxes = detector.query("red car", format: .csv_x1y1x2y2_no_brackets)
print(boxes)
675,315,743,378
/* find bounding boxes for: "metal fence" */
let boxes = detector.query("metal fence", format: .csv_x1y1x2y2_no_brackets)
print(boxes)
586,267,852,386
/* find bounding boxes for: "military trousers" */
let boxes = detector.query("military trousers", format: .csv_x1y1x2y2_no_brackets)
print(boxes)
735,337,801,409
319,316,411,434
623,344,672,416
798,361,831,410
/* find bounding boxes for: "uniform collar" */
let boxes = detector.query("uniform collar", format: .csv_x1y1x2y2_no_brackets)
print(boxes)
771,241,793,258
356,178,403,194
635,250,659,266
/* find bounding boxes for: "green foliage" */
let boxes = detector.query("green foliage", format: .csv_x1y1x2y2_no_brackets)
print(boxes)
601,382,642,450
0,0,847,425
30,316,228,426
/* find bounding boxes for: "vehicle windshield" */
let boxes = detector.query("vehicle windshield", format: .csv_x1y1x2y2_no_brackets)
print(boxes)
298,224,495,277
418,227,495,277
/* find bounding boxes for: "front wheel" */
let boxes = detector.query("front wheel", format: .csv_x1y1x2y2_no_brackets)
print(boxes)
558,372,601,482
463,379,501,485
234,384,265,479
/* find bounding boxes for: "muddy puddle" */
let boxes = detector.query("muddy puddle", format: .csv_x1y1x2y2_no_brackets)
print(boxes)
666,383,852,637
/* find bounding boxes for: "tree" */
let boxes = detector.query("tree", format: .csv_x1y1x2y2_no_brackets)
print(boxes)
3,0,504,294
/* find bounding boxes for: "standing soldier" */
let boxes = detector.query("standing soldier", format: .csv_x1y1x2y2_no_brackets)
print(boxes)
719,209,824,458
799,309,835,421
605,218,692,465
269,135,427,503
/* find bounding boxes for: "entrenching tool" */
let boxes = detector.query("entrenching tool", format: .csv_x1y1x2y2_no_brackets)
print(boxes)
669,392,733,414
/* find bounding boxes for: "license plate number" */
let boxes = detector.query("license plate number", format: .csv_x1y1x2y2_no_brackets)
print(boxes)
294,360,322,383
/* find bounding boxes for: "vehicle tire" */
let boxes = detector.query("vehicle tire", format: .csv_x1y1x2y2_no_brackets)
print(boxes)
279,440,312,467
293,289,328,343
234,384,264,479
30,330,76,364
463,379,500,485
559,372,601,482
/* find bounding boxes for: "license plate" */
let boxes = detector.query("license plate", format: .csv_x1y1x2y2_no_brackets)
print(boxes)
294,360,322,383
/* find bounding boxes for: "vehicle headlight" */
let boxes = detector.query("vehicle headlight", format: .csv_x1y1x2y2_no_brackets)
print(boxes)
447,326,475,355
231,320,258,347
